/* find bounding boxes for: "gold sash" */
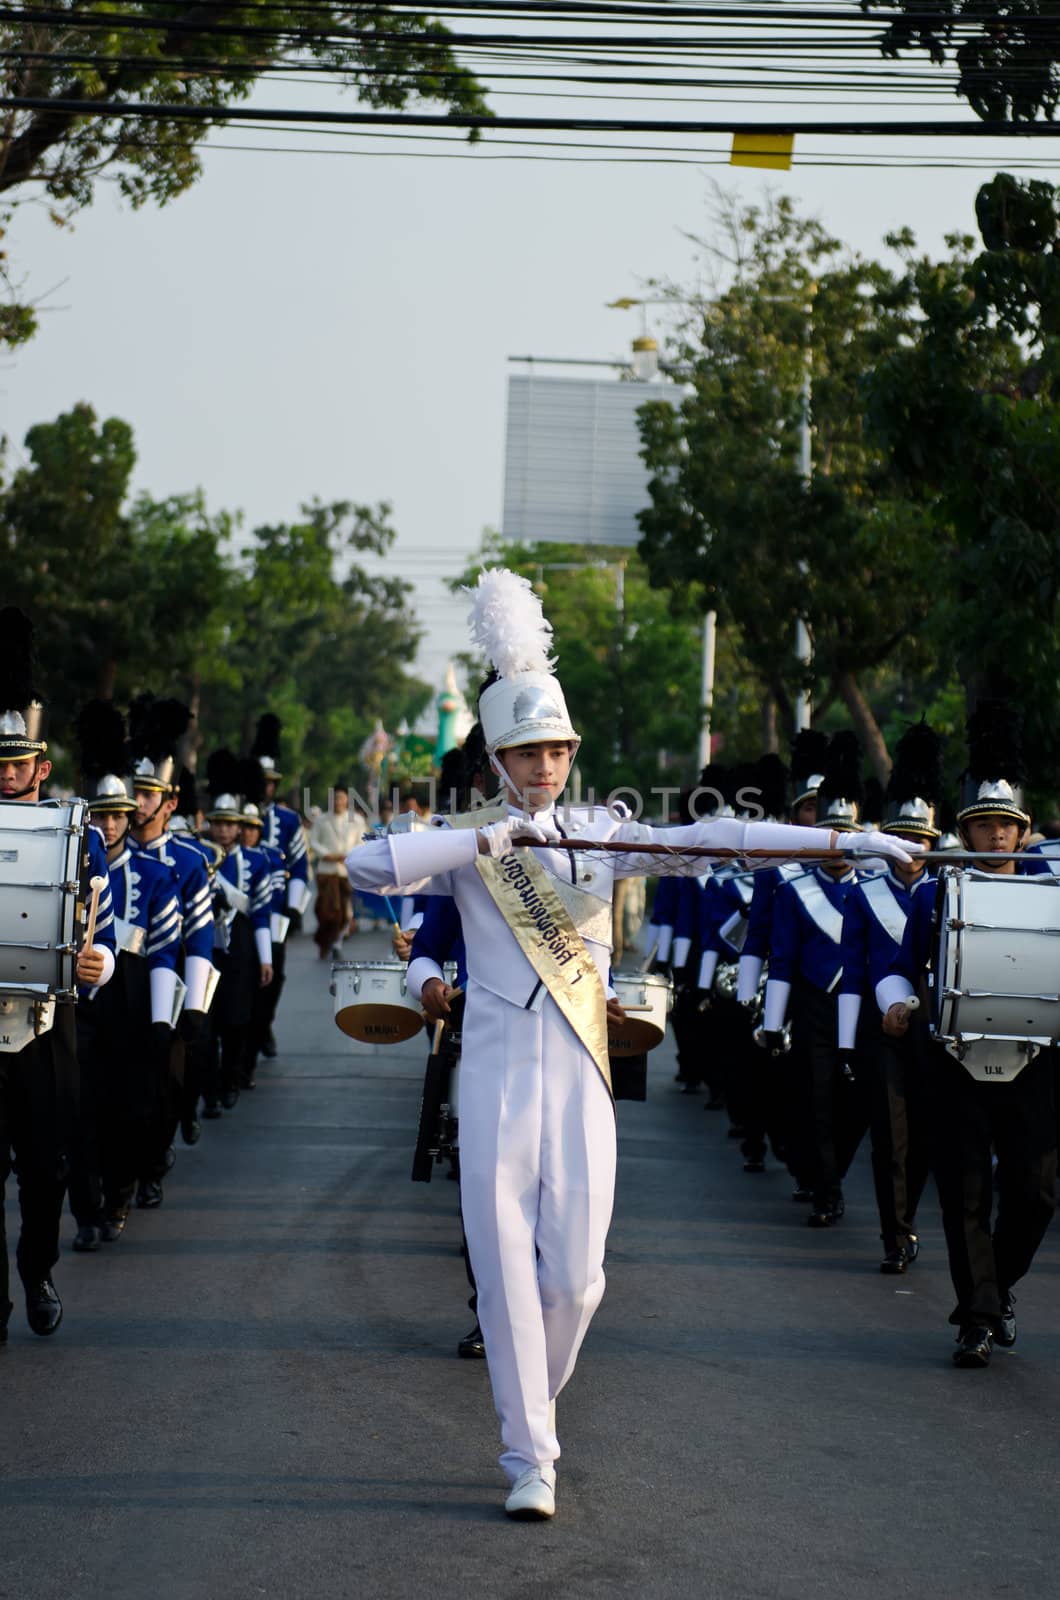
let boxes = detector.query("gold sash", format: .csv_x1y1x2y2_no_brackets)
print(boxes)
475,847,612,1099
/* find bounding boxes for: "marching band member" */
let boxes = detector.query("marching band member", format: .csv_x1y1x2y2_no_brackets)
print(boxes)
203,753,273,1114
346,570,917,1519
738,737,827,1192
0,614,116,1340
251,716,307,1055
837,721,940,1274
69,703,183,1239
701,756,790,1172
134,762,218,1150
238,758,287,1091
880,703,1056,1368
669,779,721,1099
761,733,871,1229
128,697,217,1166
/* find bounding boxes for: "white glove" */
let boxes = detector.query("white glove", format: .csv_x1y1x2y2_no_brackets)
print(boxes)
477,817,557,857
836,829,925,867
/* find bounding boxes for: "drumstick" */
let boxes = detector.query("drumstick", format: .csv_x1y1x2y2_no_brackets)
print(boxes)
383,895,403,936
905,997,920,1012
84,875,106,948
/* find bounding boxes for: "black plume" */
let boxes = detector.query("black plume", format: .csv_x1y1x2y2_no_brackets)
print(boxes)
965,699,1024,784
175,766,199,817
75,700,127,782
250,713,282,762
821,731,863,805
206,748,242,799
238,756,267,809
862,775,886,826
726,761,760,811
887,718,943,808
127,692,191,763
462,721,488,788
0,606,38,710
438,746,465,809
755,753,790,819
789,729,829,789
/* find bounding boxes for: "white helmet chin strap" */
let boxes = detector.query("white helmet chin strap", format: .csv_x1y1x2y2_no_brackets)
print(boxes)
489,750,528,807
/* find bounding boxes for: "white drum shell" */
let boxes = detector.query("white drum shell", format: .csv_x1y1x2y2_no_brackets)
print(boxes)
331,960,424,1045
0,798,85,1000
608,971,673,1056
934,868,1060,1079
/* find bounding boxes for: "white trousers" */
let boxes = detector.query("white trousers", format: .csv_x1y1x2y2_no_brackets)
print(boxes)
459,979,618,1482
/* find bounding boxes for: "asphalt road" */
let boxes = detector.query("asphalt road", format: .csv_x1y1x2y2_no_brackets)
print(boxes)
3,928,1060,1600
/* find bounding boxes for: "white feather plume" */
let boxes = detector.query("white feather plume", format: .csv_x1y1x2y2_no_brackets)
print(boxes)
464,568,557,678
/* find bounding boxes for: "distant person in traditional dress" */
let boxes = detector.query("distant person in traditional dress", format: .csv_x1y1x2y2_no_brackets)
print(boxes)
310,787,364,959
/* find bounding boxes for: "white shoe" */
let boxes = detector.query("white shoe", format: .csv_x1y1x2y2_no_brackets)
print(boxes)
504,1465,556,1520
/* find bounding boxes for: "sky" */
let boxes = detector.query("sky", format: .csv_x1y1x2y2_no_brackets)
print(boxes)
3,45,1052,712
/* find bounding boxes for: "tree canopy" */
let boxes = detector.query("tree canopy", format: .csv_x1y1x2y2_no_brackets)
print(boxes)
864,1,1060,122
0,401,430,795
0,2,488,347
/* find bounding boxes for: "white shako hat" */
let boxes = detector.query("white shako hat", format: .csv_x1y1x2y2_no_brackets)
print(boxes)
465,569,580,754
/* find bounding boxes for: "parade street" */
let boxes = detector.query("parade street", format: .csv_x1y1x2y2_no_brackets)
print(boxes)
3,930,1059,1600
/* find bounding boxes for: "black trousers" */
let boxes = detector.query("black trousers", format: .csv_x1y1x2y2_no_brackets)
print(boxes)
255,935,287,1047
671,968,714,1091
925,1042,1056,1331
865,1028,930,1248
790,982,870,1201
729,1009,790,1165
0,1008,78,1329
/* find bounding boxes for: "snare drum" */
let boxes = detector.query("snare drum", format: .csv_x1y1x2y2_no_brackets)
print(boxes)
0,797,85,998
608,971,673,1056
0,797,86,1053
933,867,1060,1081
331,960,424,1044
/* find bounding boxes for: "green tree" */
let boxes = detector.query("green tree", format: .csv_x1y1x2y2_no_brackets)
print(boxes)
864,1,1059,123
636,191,936,782
451,532,711,801
197,499,430,793
0,2,488,346
0,402,430,792
0,402,234,723
865,174,1060,792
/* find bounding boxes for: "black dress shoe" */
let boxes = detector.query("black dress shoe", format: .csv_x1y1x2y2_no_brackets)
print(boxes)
163,1146,176,1173
996,1291,1017,1348
181,1116,202,1146
791,1185,814,1203
458,1323,486,1359
73,1225,101,1253
136,1181,163,1209
262,1029,278,1060
100,1211,127,1243
807,1191,844,1228
25,1278,63,1337
202,1101,223,1120
880,1244,909,1274
953,1324,993,1368
904,1233,920,1264
220,1087,239,1110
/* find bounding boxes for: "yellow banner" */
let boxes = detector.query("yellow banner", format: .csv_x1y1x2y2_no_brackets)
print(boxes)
475,848,613,1099
730,132,795,171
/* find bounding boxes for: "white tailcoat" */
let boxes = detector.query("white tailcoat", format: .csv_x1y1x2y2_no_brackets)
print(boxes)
347,807,822,1480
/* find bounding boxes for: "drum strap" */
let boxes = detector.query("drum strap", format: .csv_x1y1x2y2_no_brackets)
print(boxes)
790,874,844,944
476,847,612,1100
861,878,908,946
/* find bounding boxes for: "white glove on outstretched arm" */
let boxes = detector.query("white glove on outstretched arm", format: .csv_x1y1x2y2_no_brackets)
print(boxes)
836,829,925,867
477,816,559,857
